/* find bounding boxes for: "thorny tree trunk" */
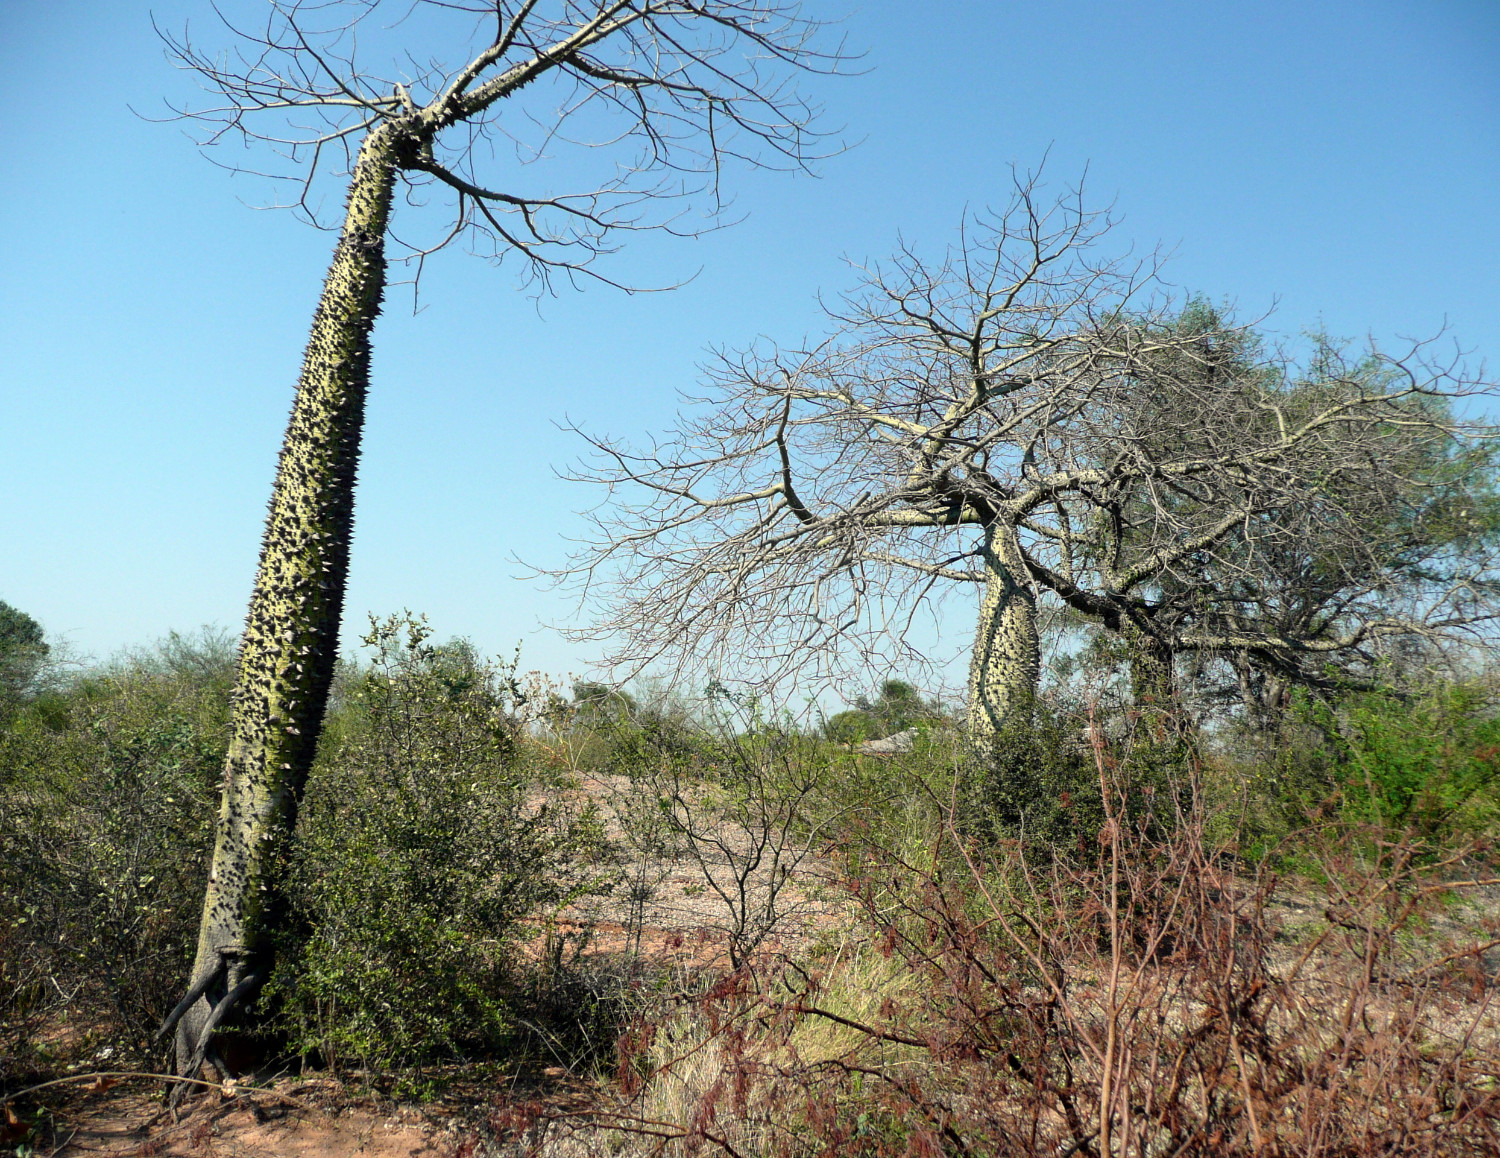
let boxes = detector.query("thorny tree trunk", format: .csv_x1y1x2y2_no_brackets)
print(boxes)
168,127,399,1076
1125,621,1175,710
967,523,1040,760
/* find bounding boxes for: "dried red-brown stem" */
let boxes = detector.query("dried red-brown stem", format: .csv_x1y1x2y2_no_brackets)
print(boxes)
555,731,1500,1158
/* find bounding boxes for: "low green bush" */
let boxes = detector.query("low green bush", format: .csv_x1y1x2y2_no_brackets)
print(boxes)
0,631,232,1076
1269,681,1500,849
961,704,1098,852
266,614,605,1078
1,615,610,1089
960,701,1198,859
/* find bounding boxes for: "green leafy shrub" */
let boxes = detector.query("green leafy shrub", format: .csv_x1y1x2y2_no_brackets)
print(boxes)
822,708,876,746
0,631,232,1076
1271,682,1500,847
963,702,1195,857
268,614,602,1077
961,704,1099,851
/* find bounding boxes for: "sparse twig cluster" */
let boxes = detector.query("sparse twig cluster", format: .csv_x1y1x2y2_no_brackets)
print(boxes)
159,0,844,293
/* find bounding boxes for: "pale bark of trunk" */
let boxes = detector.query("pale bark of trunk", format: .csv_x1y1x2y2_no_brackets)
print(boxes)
170,127,399,1075
967,523,1041,759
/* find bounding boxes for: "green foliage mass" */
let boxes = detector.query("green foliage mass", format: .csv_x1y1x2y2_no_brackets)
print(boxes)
0,613,602,1090
957,704,1196,857
823,679,945,745
266,614,603,1076
0,601,50,723
0,630,232,1075
962,681,1500,866
1262,682,1500,849
960,707,1099,851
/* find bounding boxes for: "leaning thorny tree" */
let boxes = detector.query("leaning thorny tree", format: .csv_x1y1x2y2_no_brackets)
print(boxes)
556,177,1498,755
154,0,841,1079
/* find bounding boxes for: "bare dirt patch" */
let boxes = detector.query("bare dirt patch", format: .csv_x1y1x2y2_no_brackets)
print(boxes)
24,1082,451,1158
529,770,844,970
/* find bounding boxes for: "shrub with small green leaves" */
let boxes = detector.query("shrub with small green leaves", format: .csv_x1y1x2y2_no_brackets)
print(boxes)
268,614,602,1076
0,601,49,724
1269,681,1500,848
0,631,232,1075
822,680,947,745
961,706,1099,852
963,702,1195,857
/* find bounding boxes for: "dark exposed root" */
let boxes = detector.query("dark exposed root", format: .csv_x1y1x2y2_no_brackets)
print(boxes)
169,971,263,1109
155,954,225,1044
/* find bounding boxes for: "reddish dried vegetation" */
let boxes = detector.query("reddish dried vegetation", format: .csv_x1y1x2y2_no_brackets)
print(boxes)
508,754,1500,1157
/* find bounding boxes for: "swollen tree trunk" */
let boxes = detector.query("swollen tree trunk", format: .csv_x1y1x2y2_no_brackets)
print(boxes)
967,522,1041,759
167,127,399,1076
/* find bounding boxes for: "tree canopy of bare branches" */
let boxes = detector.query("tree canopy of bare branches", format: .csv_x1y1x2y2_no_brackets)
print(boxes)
156,0,844,1083
556,175,1500,753
162,0,844,288
1031,324,1500,720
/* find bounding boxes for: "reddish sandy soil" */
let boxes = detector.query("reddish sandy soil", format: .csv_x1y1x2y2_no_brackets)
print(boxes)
19,1083,452,1158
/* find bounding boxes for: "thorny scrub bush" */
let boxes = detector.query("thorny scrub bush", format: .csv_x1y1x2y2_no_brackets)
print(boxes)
0,631,233,1084
1279,682,1500,850
1198,680,1500,870
265,614,607,1082
513,725,1500,1158
960,700,1101,852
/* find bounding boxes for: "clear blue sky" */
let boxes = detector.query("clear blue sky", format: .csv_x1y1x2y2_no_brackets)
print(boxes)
3,0,1498,692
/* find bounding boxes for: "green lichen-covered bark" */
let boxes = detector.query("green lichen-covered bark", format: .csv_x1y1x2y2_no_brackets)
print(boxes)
1125,622,1175,710
966,523,1041,759
173,127,400,1073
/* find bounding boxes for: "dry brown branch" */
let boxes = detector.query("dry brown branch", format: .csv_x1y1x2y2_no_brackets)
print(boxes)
519,740,1500,1158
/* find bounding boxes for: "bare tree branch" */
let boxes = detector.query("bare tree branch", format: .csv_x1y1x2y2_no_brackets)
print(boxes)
545,177,1500,742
